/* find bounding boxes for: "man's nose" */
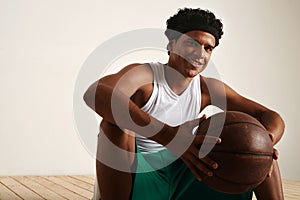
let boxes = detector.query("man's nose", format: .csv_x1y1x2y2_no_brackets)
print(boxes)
194,45,206,58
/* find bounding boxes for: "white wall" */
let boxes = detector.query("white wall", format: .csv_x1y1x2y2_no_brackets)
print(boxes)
1,0,299,181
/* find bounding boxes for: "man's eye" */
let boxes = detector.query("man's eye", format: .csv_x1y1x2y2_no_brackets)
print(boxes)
185,40,198,46
205,46,214,52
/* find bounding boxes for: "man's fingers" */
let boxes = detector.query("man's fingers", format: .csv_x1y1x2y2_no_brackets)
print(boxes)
200,156,218,170
273,148,279,160
190,146,218,170
191,156,213,177
268,133,275,144
182,157,203,181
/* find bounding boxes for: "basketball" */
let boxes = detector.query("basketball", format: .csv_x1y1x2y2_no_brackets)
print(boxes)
196,111,273,194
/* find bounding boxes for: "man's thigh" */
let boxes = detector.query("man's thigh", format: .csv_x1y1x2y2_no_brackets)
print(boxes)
131,148,253,200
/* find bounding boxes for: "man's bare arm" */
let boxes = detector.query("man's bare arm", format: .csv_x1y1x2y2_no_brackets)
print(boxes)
84,64,221,180
83,63,176,145
204,77,285,145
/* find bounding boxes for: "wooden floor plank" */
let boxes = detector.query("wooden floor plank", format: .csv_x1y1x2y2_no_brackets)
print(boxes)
0,177,43,200
0,181,23,200
70,175,95,185
13,176,66,200
44,176,92,199
0,176,299,200
32,176,88,200
61,176,94,192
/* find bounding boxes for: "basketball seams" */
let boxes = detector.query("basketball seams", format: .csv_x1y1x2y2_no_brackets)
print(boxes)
197,111,273,193
210,150,273,157
204,121,266,134
224,121,266,131
200,121,267,138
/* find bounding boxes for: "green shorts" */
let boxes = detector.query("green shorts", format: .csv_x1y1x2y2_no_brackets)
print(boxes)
131,146,253,200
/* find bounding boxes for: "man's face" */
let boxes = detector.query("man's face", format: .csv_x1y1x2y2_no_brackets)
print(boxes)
168,30,216,78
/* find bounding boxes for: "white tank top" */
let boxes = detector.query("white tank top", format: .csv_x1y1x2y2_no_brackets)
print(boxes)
136,62,201,153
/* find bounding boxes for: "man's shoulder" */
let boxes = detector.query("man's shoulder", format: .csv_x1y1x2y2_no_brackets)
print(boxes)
126,63,155,107
119,63,152,73
200,75,222,86
200,75,227,95
112,62,154,83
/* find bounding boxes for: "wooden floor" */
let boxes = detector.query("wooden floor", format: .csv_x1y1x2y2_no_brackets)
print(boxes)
0,176,299,200
0,176,94,200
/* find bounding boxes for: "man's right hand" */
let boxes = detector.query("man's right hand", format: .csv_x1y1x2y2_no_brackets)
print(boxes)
164,116,221,181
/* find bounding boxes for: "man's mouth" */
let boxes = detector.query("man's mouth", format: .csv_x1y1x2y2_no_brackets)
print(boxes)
188,58,205,68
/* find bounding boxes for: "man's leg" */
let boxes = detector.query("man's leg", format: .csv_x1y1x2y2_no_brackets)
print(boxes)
96,121,136,200
254,160,284,200
171,159,253,200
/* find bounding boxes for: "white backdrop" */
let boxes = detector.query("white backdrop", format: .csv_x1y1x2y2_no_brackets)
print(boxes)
0,0,299,181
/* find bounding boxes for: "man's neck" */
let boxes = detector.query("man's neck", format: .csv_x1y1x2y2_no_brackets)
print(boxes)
164,63,192,95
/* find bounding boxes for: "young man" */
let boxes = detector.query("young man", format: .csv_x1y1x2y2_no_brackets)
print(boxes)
84,8,285,200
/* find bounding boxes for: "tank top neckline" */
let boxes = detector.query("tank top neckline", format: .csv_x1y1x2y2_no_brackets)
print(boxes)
160,63,199,99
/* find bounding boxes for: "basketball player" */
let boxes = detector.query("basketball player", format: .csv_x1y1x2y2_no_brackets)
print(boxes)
84,8,285,200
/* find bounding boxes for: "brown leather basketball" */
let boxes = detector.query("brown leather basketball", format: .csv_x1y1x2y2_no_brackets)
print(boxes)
197,111,273,194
